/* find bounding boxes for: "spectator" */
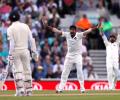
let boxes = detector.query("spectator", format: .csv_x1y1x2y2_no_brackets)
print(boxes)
54,0,65,18
24,0,39,18
101,17,113,39
87,64,99,80
106,0,112,11
38,1,50,19
42,55,53,78
60,40,67,64
53,56,64,78
47,0,57,12
13,0,25,13
75,14,92,30
48,6,60,28
96,0,109,19
111,0,119,15
25,14,32,28
46,65,54,78
32,56,43,80
0,20,9,57
0,32,3,52
62,0,76,14
0,0,12,14
51,39,61,55
82,52,93,79
76,0,88,11
47,7,60,38
87,0,96,10
40,39,51,59
87,26,100,49
38,15,49,40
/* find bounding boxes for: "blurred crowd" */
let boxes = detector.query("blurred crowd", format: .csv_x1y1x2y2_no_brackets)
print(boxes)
0,0,119,80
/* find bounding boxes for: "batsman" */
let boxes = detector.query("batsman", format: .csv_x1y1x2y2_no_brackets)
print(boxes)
7,11,38,96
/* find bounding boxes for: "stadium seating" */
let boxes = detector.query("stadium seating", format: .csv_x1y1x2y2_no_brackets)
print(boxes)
89,50,107,79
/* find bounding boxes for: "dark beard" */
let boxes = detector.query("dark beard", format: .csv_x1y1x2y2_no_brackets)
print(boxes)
110,39,115,43
70,32,75,38
111,41,115,43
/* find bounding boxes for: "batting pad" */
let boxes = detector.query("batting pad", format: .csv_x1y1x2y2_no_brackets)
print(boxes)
0,69,8,90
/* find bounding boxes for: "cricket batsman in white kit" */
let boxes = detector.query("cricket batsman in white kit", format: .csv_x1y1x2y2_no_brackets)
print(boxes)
100,29,120,90
46,24,100,93
7,11,38,96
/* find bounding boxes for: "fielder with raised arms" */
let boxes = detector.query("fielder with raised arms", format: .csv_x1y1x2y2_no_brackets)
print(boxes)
99,28,120,90
7,11,38,96
46,23,100,93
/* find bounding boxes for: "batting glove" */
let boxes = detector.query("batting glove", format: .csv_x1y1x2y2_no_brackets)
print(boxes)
31,51,39,62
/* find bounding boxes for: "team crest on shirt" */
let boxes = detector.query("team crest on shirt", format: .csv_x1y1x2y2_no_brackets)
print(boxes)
74,37,77,40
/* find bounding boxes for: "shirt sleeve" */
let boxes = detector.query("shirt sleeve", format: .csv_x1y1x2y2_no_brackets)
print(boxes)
102,35,109,46
77,32,84,39
116,34,120,44
77,28,92,38
7,28,12,40
9,36,15,55
7,28,15,54
28,27,37,52
62,32,68,37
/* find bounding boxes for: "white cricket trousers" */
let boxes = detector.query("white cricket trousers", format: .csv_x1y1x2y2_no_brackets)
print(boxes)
106,58,119,90
57,55,84,91
12,49,32,94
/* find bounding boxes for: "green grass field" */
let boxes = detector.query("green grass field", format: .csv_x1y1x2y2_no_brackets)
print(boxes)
0,90,120,100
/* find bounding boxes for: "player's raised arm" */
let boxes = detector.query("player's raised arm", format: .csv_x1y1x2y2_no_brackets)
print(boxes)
99,28,109,46
116,33,120,43
41,17,63,35
47,26,63,35
82,23,101,36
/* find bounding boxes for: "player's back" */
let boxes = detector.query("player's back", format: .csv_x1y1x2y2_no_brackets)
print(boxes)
8,21,30,50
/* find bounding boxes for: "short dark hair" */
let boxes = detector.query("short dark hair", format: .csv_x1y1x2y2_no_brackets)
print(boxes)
9,11,20,22
69,25,76,30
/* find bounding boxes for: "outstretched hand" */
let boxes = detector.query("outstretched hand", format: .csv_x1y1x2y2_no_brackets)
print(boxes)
98,22,104,36
46,26,53,31
31,51,39,62
92,22,102,30
97,22,102,28
41,18,53,31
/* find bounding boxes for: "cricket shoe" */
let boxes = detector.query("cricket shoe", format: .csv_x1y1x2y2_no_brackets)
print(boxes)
109,84,116,90
26,91,32,96
56,90,63,93
15,91,25,96
109,88,115,91
109,86,115,91
80,88,85,93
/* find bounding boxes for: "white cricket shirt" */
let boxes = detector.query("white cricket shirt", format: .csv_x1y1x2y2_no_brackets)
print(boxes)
102,35,119,60
62,32,83,56
7,21,36,54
